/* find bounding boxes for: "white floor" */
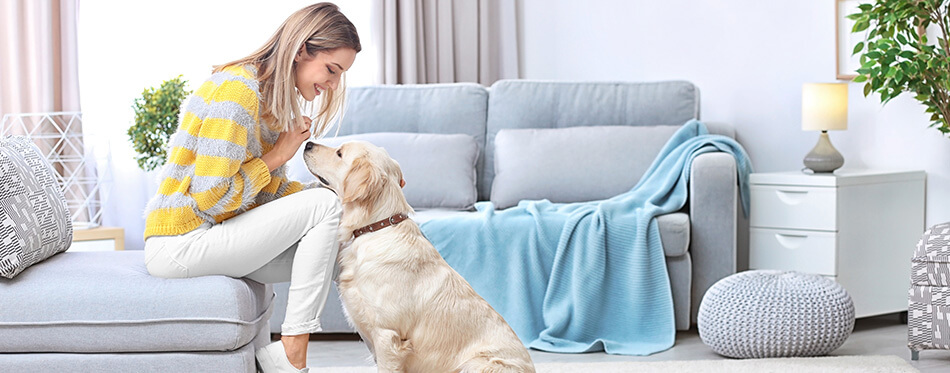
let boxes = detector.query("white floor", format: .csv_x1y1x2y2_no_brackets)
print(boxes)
304,314,948,372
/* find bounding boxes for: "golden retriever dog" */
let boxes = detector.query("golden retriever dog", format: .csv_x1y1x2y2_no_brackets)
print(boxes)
303,140,535,373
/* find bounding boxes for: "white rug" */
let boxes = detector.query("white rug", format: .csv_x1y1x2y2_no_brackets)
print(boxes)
320,355,918,373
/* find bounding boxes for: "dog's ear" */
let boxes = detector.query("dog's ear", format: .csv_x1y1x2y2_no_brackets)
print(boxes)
342,156,386,204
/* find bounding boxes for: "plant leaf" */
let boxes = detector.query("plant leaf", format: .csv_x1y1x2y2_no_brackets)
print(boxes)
853,41,866,55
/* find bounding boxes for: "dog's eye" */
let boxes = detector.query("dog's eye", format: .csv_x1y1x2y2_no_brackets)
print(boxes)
336,150,343,158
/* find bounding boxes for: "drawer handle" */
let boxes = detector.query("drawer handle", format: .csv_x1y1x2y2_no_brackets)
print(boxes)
775,190,808,205
774,233,807,249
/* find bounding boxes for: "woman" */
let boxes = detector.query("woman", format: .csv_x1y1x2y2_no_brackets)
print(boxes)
142,3,360,372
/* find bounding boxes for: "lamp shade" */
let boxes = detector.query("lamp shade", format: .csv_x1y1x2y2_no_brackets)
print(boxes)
802,83,848,131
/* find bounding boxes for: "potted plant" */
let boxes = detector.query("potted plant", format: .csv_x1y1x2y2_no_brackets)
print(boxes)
849,0,950,135
128,75,191,171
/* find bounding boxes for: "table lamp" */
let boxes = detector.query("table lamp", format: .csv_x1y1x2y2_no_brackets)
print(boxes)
801,83,848,173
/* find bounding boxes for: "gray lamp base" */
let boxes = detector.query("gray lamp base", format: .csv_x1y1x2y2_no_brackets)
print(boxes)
803,131,844,173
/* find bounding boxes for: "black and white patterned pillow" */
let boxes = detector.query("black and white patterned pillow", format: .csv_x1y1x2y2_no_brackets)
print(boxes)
0,136,72,278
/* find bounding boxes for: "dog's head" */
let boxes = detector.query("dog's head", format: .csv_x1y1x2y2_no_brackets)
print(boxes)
303,140,409,212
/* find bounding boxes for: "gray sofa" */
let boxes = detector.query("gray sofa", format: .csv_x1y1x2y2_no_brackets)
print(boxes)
271,80,741,334
0,251,273,372
0,138,273,372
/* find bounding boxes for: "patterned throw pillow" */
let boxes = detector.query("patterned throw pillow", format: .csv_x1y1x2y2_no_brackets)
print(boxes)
0,136,73,278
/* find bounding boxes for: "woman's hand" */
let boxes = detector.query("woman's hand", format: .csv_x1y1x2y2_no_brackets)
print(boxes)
262,117,312,172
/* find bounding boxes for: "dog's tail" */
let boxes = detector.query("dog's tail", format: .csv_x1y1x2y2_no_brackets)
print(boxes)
457,356,536,373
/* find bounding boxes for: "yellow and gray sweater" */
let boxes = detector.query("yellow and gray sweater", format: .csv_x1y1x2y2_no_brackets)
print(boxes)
144,65,311,239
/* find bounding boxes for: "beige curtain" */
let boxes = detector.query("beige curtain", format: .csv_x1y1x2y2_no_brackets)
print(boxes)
1,0,92,226
371,0,520,85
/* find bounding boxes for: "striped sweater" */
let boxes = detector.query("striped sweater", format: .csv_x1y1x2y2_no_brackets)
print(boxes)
143,65,313,239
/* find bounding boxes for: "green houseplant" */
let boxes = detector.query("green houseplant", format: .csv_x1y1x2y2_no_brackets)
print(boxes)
849,0,950,135
128,75,191,171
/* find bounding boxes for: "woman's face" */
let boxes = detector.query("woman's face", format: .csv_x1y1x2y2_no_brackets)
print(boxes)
294,47,357,101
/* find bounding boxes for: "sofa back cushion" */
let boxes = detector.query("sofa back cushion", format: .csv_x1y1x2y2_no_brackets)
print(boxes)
490,125,681,209
0,136,73,278
484,80,700,201
315,132,479,210
337,83,487,190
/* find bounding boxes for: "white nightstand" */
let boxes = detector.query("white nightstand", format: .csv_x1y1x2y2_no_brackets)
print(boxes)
749,170,925,318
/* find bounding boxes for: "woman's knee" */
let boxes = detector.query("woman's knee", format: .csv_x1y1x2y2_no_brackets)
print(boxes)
301,187,342,221
143,240,190,279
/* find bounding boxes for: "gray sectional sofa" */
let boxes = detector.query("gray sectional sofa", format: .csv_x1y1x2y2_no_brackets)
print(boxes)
272,80,742,334
0,80,741,373
0,139,272,372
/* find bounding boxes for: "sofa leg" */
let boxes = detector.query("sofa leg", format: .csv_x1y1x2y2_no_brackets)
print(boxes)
911,349,919,361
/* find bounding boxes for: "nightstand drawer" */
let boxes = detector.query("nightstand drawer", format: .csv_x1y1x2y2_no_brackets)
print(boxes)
750,185,836,231
749,228,837,275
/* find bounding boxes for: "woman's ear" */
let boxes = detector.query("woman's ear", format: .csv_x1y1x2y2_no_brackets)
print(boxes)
294,45,308,62
400,179,406,188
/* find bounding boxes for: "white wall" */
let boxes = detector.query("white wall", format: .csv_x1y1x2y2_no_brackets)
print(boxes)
78,0,372,250
80,0,949,249
521,0,950,227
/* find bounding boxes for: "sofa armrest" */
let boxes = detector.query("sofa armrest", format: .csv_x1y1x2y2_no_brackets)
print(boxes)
688,151,738,326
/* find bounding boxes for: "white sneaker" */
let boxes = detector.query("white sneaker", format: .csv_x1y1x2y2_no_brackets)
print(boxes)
255,341,310,373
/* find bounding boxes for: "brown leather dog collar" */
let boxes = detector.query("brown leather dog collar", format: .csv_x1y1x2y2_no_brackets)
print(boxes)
352,213,410,238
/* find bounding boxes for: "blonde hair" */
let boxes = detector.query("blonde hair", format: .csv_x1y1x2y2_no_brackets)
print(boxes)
216,2,361,136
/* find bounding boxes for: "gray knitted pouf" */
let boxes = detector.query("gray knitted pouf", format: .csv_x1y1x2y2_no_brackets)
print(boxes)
698,270,855,358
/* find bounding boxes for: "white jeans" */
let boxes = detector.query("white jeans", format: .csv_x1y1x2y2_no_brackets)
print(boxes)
144,187,342,335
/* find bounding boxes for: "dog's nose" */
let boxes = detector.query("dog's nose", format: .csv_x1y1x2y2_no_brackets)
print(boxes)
305,142,314,151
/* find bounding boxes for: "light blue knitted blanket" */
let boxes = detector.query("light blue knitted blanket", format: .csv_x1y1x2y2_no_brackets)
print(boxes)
420,120,752,355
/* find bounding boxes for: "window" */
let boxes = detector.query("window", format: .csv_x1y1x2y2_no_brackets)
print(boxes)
78,0,375,146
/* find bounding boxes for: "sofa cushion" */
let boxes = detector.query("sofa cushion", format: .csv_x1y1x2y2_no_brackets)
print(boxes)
484,80,700,200
490,125,681,209
412,209,689,257
0,251,272,353
0,136,73,279
412,209,478,224
311,132,479,210
337,83,489,198
656,213,690,257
